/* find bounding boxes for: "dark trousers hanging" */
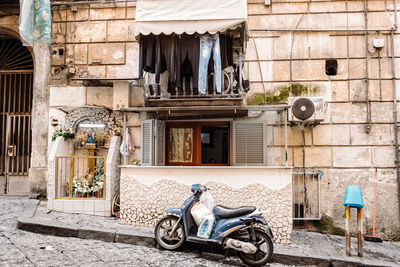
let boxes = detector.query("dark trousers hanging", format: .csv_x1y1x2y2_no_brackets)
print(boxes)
176,34,199,90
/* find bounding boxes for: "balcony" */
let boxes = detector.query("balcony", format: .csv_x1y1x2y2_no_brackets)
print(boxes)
144,64,247,107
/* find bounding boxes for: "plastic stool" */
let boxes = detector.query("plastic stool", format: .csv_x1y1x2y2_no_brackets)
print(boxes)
343,185,364,257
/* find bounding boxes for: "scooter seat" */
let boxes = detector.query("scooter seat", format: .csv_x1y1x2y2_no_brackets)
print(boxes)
213,205,256,219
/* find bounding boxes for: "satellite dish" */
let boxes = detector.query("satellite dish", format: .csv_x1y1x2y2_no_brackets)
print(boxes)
292,98,315,120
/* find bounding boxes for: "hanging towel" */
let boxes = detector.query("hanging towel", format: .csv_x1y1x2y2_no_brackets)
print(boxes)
19,0,52,46
128,128,135,154
120,128,130,156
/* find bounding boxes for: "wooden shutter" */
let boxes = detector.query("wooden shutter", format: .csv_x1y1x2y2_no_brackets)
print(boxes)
232,121,266,165
155,120,165,166
141,120,154,166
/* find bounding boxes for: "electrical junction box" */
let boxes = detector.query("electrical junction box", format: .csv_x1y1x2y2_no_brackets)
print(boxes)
373,38,384,49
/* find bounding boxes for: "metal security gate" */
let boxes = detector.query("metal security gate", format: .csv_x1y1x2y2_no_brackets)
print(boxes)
0,72,33,193
293,169,322,220
4,115,31,174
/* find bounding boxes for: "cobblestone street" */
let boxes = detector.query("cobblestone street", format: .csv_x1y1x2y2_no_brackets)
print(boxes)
0,196,288,267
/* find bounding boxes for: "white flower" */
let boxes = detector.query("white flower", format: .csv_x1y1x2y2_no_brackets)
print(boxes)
42,11,49,21
33,30,40,38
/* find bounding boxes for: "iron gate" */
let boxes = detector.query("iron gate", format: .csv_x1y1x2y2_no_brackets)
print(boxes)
4,115,31,175
292,169,322,220
0,71,33,192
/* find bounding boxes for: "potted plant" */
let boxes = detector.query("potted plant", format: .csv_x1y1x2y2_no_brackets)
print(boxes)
51,128,75,142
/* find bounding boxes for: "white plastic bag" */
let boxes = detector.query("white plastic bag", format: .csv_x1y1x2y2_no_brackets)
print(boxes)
200,190,214,212
190,201,211,226
197,214,215,238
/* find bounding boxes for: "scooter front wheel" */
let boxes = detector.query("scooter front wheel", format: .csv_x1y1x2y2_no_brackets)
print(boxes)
155,215,185,250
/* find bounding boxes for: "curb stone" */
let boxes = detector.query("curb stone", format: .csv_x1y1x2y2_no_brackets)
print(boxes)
16,217,397,267
17,217,154,246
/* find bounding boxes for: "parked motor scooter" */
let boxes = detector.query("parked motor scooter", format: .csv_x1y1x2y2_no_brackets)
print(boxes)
154,184,274,266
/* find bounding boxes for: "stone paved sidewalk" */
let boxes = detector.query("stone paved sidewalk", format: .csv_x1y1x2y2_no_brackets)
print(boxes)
3,196,281,266
18,200,400,267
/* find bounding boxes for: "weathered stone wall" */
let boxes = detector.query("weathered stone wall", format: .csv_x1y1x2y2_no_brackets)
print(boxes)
47,1,400,239
51,2,137,83
245,0,400,240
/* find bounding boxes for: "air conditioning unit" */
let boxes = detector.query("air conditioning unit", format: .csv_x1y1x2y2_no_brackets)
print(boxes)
288,97,326,122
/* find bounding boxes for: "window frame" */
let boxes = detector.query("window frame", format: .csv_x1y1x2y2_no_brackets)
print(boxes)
165,121,230,166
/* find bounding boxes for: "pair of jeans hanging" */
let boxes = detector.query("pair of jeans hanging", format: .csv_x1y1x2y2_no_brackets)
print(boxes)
198,34,222,94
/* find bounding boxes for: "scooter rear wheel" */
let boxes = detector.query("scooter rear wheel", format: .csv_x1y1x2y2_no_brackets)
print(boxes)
155,215,185,250
238,229,273,267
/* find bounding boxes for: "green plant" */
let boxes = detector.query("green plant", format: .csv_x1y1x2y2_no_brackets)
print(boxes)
246,83,320,105
131,159,141,166
52,129,75,142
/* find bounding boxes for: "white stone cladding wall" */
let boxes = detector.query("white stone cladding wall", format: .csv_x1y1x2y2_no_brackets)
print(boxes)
120,178,292,244
106,136,121,201
46,136,84,201
47,136,121,216
64,106,123,136
47,137,71,200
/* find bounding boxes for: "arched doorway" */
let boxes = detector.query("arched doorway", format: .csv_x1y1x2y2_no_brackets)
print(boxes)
0,37,33,194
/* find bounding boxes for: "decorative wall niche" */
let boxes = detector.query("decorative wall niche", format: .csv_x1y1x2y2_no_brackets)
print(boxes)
65,107,123,136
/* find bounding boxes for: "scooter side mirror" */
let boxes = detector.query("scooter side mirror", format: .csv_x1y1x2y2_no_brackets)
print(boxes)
191,184,200,193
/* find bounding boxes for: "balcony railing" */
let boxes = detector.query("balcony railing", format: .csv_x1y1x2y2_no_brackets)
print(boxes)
55,156,106,199
144,67,247,100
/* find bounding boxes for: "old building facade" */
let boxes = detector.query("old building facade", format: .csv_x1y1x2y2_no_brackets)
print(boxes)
0,0,399,241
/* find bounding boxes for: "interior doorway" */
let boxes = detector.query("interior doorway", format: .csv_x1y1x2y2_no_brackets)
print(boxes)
0,37,33,194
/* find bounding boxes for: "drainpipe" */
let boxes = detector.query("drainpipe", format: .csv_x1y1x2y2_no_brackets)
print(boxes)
123,112,127,166
285,108,288,167
364,0,371,134
394,0,398,29
391,0,400,227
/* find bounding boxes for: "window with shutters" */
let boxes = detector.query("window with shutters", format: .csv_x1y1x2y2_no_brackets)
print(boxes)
166,122,230,166
232,121,266,165
141,120,267,166
141,120,154,166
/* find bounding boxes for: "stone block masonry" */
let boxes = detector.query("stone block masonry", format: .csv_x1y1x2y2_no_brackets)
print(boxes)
51,4,137,81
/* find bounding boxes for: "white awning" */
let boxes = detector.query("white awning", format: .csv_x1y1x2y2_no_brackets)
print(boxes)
134,0,248,38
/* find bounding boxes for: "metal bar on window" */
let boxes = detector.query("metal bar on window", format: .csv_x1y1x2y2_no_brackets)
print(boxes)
293,169,321,220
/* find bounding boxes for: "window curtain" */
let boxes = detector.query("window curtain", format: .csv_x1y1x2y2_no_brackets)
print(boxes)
19,0,52,46
169,128,193,163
